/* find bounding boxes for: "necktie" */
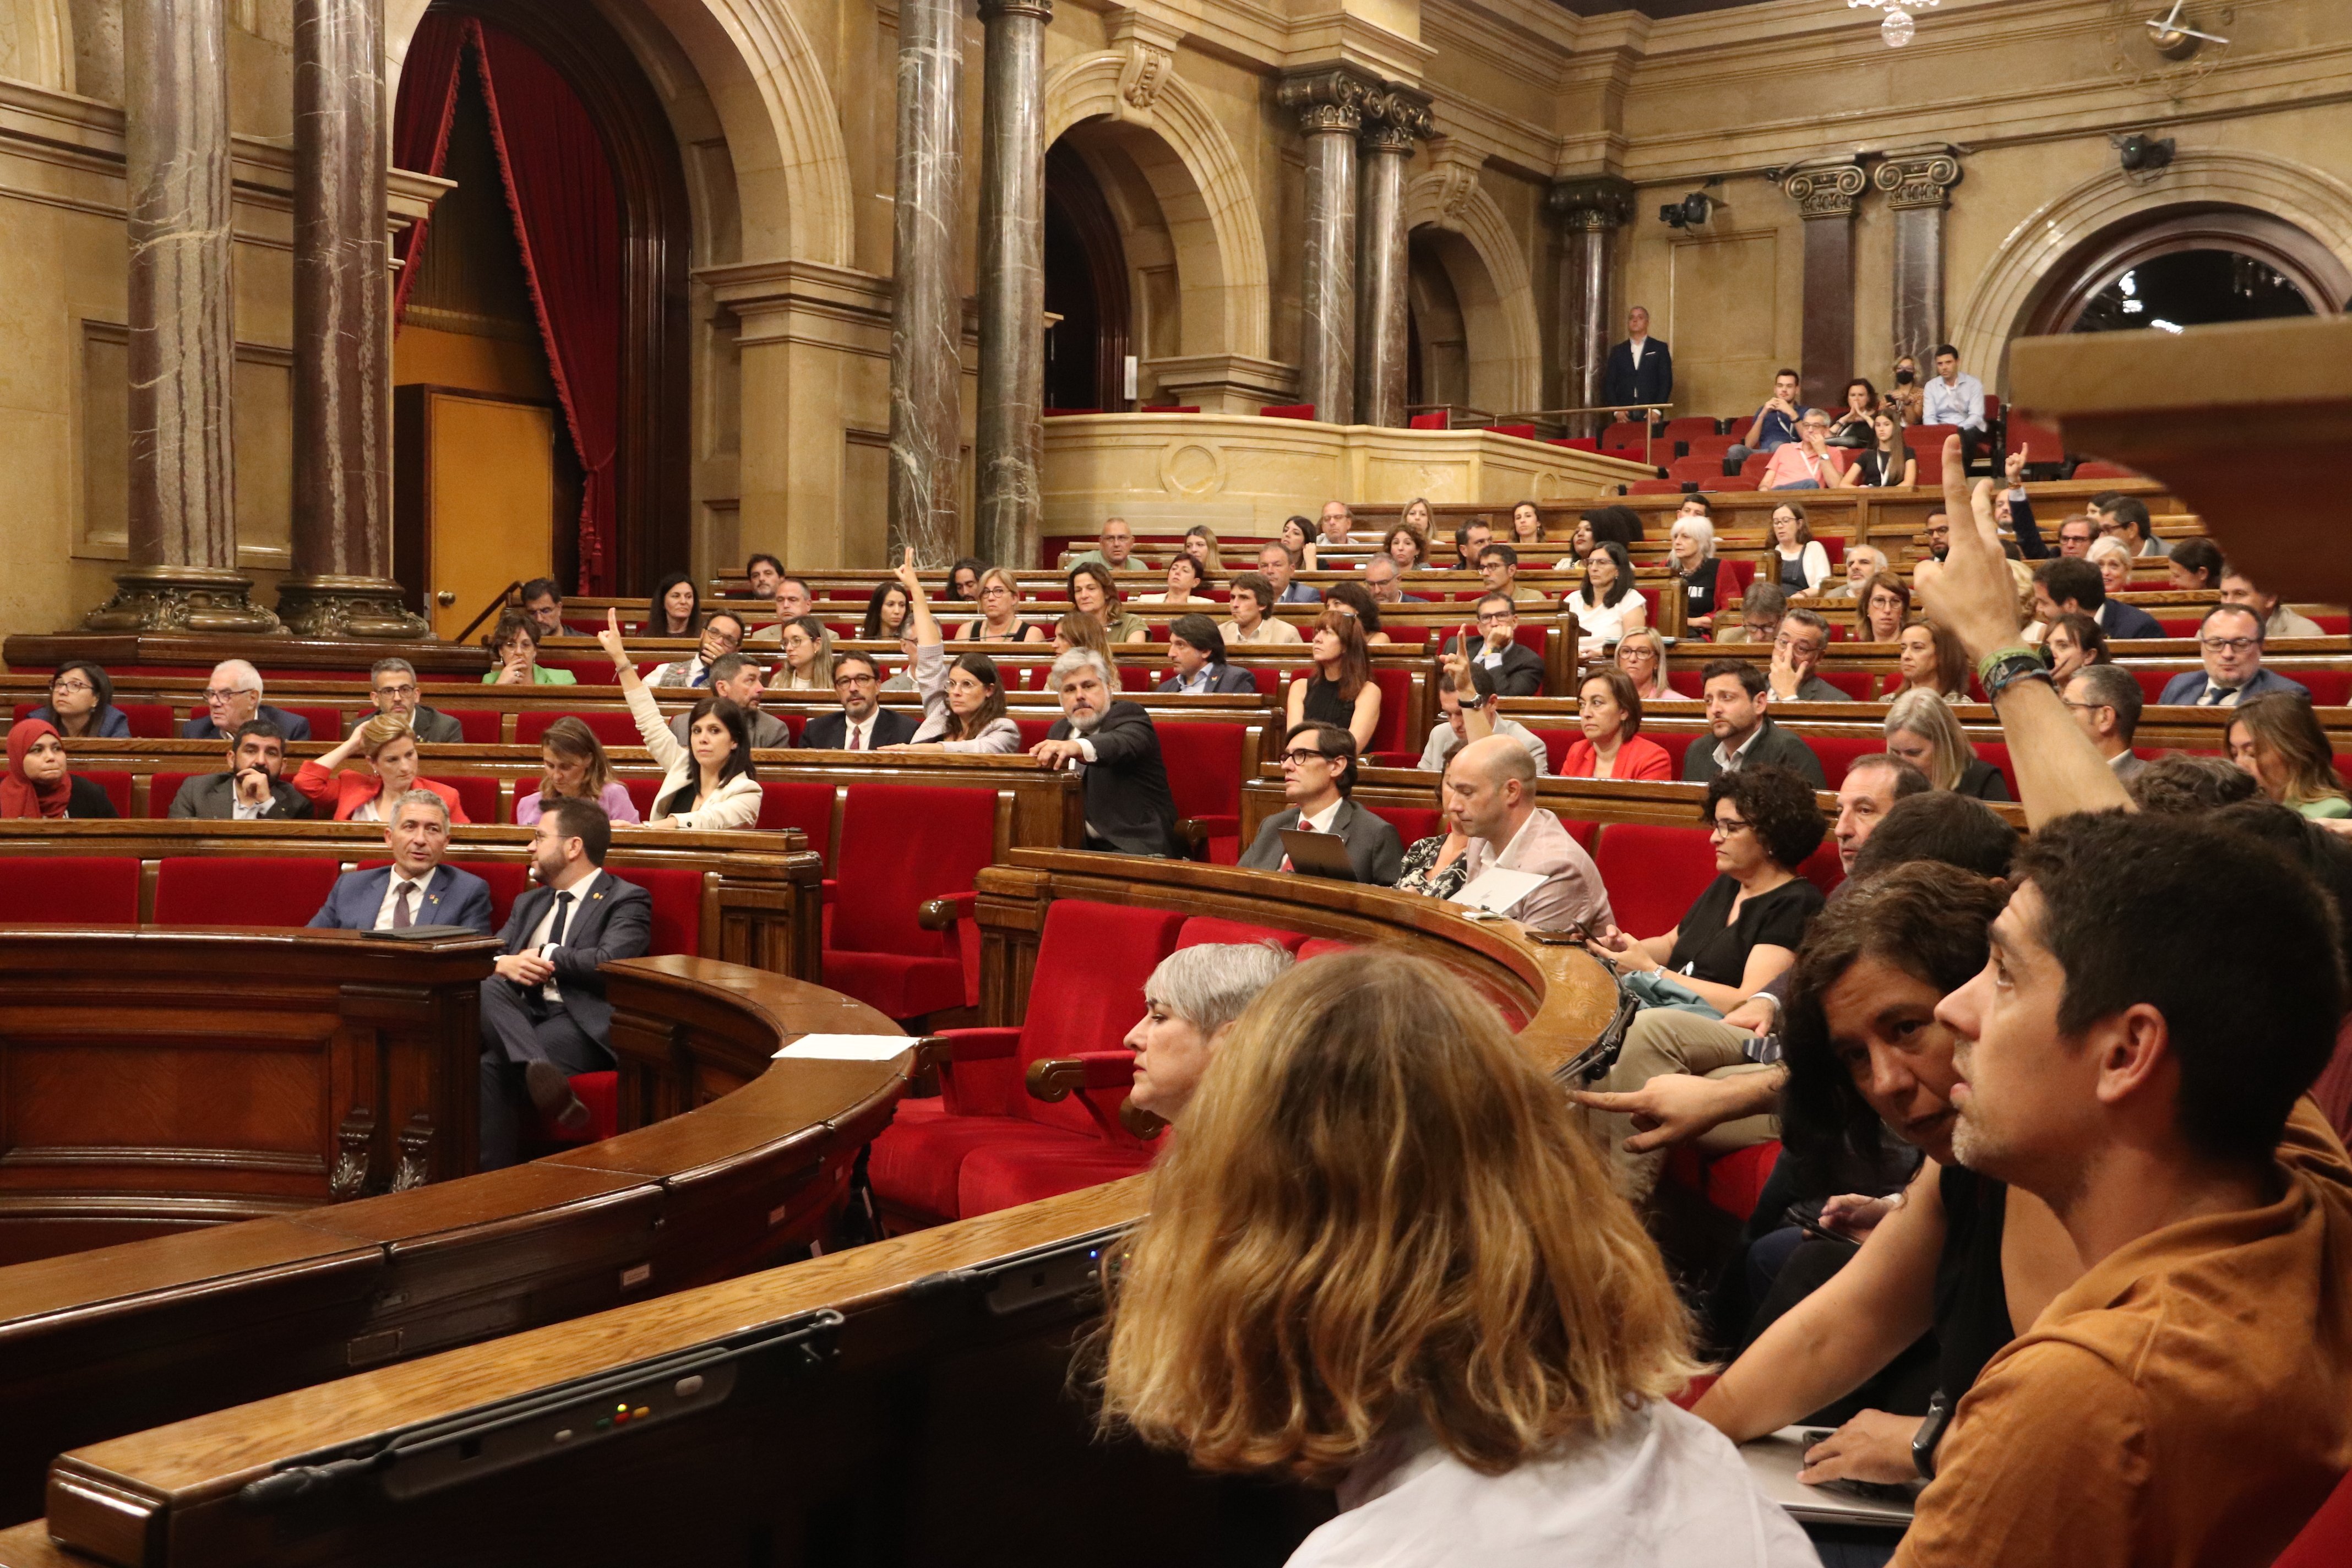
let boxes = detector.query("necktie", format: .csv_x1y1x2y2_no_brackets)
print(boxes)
2202,685,2237,707
848,721,862,751
546,891,575,950
1281,819,1314,873
689,666,707,688
393,882,413,929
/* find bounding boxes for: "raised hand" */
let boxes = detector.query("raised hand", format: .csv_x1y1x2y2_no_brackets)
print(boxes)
1915,434,2022,663
893,547,923,598
597,607,629,665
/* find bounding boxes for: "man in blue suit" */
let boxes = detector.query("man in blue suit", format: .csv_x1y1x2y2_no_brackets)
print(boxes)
181,658,313,742
307,790,494,934
1600,305,1673,413
2158,605,2311,708
477,797,654,1168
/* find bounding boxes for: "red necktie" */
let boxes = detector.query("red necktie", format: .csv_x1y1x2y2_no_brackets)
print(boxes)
848,721,862,750
1281,820,1314,873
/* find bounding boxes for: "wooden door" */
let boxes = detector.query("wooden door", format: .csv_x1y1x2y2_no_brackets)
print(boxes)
393,385,557,641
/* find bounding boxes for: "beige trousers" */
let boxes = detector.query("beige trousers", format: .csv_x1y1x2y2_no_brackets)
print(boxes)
1583,1008,1781,1202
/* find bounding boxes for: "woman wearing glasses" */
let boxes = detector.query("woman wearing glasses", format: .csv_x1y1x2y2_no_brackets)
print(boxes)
1614,629,1684,703
26,661,129,738
952,567,1048,644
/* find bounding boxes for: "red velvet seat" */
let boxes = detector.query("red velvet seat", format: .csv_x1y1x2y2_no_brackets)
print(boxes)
757,780,837,856
0,857,138,922
607,867,704,955
1485,422,1537,440
1013,716,1057,749
957,1139,1159,1217
1807,733,1885,787
1974,741,2022,799
1667,1139,1781,1221
119,703,180,739
1590,823,1718,939
439,707,505,744
1627,478,1684,496
1651,730,1698,775
448,861,533,929
143,773,197,818
1368,804,1444,846
1408,412,1447,430
2070,460,2139,480
1797,840,1845,899
1365,667,1415,752
821,783,999,1019
1174,914,1305,951
154,857,342,926
442,775,502,825
2293,669,2350,705
621,776,662,820
1259,403,1315,420
1529,727,1575,775
280,706,344,741
1547,437,1598,454
1157,722,1248,865
79,771,134,817
515,710,641,748
1702,476,1760,492
1662,416,1723,444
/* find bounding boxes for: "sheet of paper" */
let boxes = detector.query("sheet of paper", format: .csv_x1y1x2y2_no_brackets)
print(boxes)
772,1034,912,1061
1449,866,1548,916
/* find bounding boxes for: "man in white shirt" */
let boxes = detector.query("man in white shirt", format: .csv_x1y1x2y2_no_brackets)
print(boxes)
1444,735,1613,933
307,791,493,933
1317,500,1354,546
1217,572,1303,645
1416,658,1548,776
644,611,745,689
1923,342,1986,467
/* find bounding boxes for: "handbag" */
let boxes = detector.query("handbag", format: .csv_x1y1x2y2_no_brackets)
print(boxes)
1621,968,1724,1020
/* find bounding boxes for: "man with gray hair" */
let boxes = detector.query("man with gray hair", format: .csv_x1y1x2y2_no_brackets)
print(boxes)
181,658,313,742
1031,648,1177,856
346,658,463,744
2064,663,2148,785
1123,942,1296,1124
306,788,493,933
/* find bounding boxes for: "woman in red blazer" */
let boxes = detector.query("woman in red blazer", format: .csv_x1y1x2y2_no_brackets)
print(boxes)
293,714,469,823
1559,668,1673,782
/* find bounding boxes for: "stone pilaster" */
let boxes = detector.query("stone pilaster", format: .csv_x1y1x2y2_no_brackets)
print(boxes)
1277,66,1379,426
1353,86,1430,429
972,0,1052,570
1547,175,1632,429
1782,158,1868,415
1874,145,1964,371
886,0,966,567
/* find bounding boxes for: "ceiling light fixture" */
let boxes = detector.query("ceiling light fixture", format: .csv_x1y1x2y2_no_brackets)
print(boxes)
1849,0,1939,48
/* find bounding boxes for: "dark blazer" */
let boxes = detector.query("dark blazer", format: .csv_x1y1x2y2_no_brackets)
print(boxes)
2097,598,2165,641
308,863,494,935
61,776,118,819
492,874,655,1044
798,707,918,750
1156,664,1259,696
1680,717,1827,789
2157,667,2310,707
1956,757,2012,802
25,704,130,739
183,703,312,743
1601,337,1674,409
1047,701,1178,857
168,771,314,820
680,706,794,749
346,706,464,745
1467,641,1545,698
1237,797,1403,885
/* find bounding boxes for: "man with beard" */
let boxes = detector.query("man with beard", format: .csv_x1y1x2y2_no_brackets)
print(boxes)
1030,649,1177,856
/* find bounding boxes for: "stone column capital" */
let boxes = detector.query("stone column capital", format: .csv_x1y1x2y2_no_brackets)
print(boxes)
1359,84,1431,154
978,0,1052,21
1873,145,1964,210
1782,158,1868,220
1548,174,1634,232
1278,64,1381,137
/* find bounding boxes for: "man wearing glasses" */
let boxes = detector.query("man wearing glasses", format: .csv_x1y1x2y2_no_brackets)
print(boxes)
798,652,916,749
1763,609,1854,704
2157,605,2310,707
345,658,463,744
673,653,794,749
179,659,312,742
1237,722,1402,884
644,611,746,690
2089,493,2169,558
1454,594,1545,697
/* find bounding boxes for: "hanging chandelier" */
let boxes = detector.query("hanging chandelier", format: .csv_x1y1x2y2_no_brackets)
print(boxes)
1849,0,1939,47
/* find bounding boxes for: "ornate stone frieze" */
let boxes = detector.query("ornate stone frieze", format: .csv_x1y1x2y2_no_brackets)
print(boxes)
1548,174,1634,233
1783,159,1868,220
1874,146,1964,210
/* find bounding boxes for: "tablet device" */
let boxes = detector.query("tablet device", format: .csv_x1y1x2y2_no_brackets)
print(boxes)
1278,829,1358,881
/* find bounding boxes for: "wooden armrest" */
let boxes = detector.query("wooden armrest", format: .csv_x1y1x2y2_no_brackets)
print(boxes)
1173,818,1208,852
915,1027,1019,1072
1119,1099,1168,1140
1025,1052,1137,1103
916,892,973,932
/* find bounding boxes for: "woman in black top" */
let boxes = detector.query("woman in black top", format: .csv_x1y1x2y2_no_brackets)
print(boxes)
1591,765,1826,1014
1284,609,1379,753
24,660,131,739
1843,410,1916,488
1668,515,1729,635
1,719,119,819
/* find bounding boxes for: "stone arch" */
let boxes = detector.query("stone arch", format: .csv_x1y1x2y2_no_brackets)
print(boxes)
1042,51,1270,361
1954,148,2352,389
1404,164,1542,413
0,0,70,91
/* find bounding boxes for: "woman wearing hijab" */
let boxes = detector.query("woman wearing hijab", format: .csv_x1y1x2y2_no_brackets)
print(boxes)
1,719,119,819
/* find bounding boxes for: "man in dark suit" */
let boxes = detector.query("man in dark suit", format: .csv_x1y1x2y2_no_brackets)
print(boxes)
799,652,919,750
345,658,464,745
2031,557,2162,642
1600,304,1673,413
2157,605,2311,708
1030,649,1178,856
181,658,312,742
675,654,793,748
307,791,493,933
1157,614,1259,695
477,797,654,1168
1239,722,1403,884
1681,660,1827,788
1452,594,1546,697
169,719,313,820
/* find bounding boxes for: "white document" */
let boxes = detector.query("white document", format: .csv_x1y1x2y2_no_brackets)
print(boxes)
772,1034,912,1061
1449,867,1549,917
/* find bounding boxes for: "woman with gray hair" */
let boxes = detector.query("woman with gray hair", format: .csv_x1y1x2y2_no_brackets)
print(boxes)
1124,942,1297,1123
1669,515,1731,636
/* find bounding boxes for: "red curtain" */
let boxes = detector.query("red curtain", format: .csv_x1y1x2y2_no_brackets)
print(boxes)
391,14,622,595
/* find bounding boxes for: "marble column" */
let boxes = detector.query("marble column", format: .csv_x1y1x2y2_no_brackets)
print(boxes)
972,0,1050,571
886,0,965,568
1874,146,1964,371
1353,88,1429,429
277,0,430,639
1782,159,1869,415
1547,176,1632,431
1278,67,1376,426
85,0,280,633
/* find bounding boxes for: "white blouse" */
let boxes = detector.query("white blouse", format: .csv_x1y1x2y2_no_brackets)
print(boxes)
1572,587,1648,652
907,641,1021,753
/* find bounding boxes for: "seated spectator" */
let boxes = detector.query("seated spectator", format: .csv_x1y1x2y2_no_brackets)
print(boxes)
477,798,654,1167
596,609,761,830
307,790,493,935
1315,499,1353,546
2054,514,2096,558
350,658,462,744
1919,509,1952,564
646,571,702,638
2090,491,2168,557
1990,454,2050,560
1286,609,1381,754
1615,627,1682,703
1281,515,1319,571
1135,553,1211,606
1261,539,1321,604
1683,660,1827,788
2030,556,2160,643
2158,604,2310,706
1767,608,1854,704
1448,516,1494,570
642,610,745,690
1181,524,1223,576
1217,571,1302,646
1320,580,1392,646
1891,620,1969,702
480,614,576,686
1399,496,1435,548
1508,499,1543,547
1762,503,1832,592
1121,943,1296,1124
1885,354,1924,423
801,651,917,750
859,579,912,646
1096,950,1811,1568
1157,613,1256,695
1442,735,1614,932
1825,377,1880,447
2039,609,2109,684
1858,571,1910,644
1758,410,1845,491
1922,343,1988,460
769,615,836,692
1396,757,1475,899
168,719,312,820
886,556,1021,755
1668,515,1732,635
1029,649,1178,856
1052,608,1113,661
1,718,118,819
944,557,983,602
2085,535,2133,599
2061,663,2145,786
671,654,790,749
954,566,1047,643
2166,535,2224,591
2228,693,2350,820
1840,410,1915,489
183,658,315,740
746,574,816,641
1562,668,1672,782
1239,721,1403,883
1592,765,1826,1014
1726,367,1812,467
1073,564,1144,645
1883,688,2011,800
1720,584,1790,648
517,716,641,825
1558,513,1598,568
1827,543,1889,598
1455,592,1545,696
1417,656,1547,777
1066,517,1139,573
2219,566,2327,640
1570,541,1647,657
26,660,129,738
1477,543,1546,607
519,576,564,636
294,715,468,823
1361,556,1425,606
744,552,783,600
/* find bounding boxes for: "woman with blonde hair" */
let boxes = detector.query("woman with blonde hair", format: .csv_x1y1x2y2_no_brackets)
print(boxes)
1183,524,1224,577
1614,627,1680,703
953,567,1049,643
293,714,469,823
515,715,640,825
771,615,836,692
1096,950,1811,1568
1883,687,2010,800
2228,694,2351,819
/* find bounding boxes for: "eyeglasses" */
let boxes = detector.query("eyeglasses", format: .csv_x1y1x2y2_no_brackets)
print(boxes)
49,678,93,695
834,672,876,688
1280,748,1335,767
1476,612,1515,626
1618,647,1658,664
2201,636,2258,654
1710,816,1751,838
373,682,418,699
1773,635,1825,658
204,687,257,703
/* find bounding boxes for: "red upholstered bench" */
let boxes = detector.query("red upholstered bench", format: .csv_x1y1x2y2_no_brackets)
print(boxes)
1174,914,1305,951
757,780,837,858
609,867,704,956
1259,403,1315,420
822,783,1000,1020
78,771,134,817
1666,1139,1781,1221
515,710,641,748
1807,734,1886,788
0,857,139,922
120,703,180,738
1651,731,1698,776
1530,727,1576,775
1589,823,1719,939
1014,716,1057,750
1158,722,1250,865
441,775,502,825
1368,804,1444,847
2294,669,2351,706
448,861,532,928
1974,741,2022,799
154,857,343,925
439,708,505,744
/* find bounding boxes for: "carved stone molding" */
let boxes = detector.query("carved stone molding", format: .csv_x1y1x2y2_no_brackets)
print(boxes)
1875,145,1965,210
1548,174,1634,233
274,575,433,640
1108,9,1182,119
978,0,1051,17
1277,65,1380,137
81,566,284,635
1420,138,1487,229
1784,159,1869,220
1359,85,1431,155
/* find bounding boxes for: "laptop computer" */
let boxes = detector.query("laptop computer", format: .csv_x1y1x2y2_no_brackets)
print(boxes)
1741,1427,1918,1529
1278,827,1358,881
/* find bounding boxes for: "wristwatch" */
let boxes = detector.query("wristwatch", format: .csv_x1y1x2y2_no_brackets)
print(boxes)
1912,1389,1954,1480
1458,693,1489,711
